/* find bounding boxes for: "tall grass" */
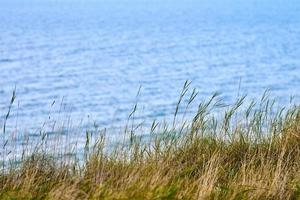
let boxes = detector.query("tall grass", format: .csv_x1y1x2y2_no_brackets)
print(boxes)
0,82,299,199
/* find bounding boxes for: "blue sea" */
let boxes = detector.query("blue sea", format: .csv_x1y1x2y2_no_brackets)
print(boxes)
0,0,300,133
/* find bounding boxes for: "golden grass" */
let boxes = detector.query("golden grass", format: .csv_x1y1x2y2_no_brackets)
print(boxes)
0,83,299,199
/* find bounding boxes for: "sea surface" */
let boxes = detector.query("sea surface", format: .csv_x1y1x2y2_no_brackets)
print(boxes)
0,0,300,133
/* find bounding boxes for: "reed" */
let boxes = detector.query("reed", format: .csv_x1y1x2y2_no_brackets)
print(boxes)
0,82,299,199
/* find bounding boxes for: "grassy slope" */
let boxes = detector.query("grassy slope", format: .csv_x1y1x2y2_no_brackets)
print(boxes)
0,86,299,200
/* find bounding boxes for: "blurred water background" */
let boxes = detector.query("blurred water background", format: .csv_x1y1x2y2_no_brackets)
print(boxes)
0,0,299,134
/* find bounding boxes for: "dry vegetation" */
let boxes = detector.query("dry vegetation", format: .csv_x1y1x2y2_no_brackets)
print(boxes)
0,82,299,199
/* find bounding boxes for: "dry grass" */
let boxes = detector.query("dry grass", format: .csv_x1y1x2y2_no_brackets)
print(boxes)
0,83,299,199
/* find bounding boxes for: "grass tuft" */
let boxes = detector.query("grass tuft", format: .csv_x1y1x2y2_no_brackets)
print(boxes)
0,84,299,199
